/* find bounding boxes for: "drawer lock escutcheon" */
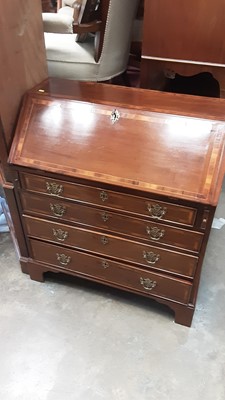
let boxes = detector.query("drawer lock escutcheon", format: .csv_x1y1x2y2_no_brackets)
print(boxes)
110,108,120,124
56,253,71,266
101,260,109,269
146,226,165,241
101,236,109,245
50,203,66,217
140,277,157,291
143,250,160,265
53,228,68,242
100,191,108,202
147,203,167,219
46,182,64,196
101,212,109,222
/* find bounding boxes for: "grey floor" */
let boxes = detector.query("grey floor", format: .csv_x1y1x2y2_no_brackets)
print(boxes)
0,183,225,400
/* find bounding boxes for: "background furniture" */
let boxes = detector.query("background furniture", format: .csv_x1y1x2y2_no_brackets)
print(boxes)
140,0,225,95
43,0,139,81
45,0,101,37
43,0,105,58
56,0,100,35
0,0,48,256
8,79,225,326
41,0,54,12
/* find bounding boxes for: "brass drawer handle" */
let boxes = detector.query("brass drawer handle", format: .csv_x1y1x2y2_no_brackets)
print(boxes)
56,253,71,266
101,236,109,245
100,191,108,202
147,203,167,219
46,182,63,196
50,203,66,217
146,226,165,241
101,212,109,222
53,228,68,242
140,277,157,291
101,260,109,269
143,250,160,265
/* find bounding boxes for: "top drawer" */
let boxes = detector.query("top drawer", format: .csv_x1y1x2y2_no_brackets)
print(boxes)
20,173,197,227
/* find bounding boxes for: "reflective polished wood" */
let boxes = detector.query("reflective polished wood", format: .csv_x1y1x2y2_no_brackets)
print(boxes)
8,79,225,326
10,91,225,205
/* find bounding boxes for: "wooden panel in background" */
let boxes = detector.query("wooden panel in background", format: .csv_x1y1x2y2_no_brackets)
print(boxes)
41,0,53,12
141,0,225,91
0,0,47,155
142,0,225,64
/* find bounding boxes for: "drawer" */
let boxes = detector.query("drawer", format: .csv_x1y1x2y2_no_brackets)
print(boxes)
24,216,198,278
30,239,192,305
20,191,203,252
20,172,197,226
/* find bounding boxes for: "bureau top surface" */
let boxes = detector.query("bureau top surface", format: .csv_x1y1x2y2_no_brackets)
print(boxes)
9,89,225,205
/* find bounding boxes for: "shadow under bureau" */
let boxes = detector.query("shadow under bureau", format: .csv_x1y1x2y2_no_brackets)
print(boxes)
8,80,225,326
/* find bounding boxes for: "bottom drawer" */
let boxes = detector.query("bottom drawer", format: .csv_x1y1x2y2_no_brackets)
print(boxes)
30,239,192,304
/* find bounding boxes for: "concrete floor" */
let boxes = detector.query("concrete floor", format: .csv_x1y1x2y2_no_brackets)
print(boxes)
0,183,225,400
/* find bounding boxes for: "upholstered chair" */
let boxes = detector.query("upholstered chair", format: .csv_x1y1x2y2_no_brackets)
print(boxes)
42,0,139,81
57,0,83,24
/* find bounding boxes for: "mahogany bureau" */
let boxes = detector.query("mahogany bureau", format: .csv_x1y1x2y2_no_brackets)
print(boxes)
8,79,225,326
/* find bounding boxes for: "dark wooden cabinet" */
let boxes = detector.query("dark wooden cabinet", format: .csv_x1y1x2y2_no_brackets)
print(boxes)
0,0,47,159
140,0,225,93
8,80,225,326
41,0,52,12
0,0,47,257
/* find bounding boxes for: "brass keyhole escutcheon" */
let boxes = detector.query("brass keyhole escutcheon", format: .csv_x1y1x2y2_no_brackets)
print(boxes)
110,108,120,124
101,260,109,269
101,212,109,222
100,191,108,202
101,236,109,245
